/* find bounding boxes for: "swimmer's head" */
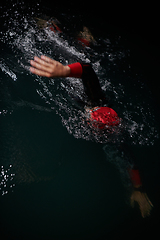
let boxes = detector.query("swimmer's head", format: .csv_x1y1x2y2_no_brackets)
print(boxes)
89,107,120,129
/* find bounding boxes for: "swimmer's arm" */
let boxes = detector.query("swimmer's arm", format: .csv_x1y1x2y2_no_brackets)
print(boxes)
129,168,153,218
117,144,153,217
30,55,99,84
30,56,94,80
30,56,71,78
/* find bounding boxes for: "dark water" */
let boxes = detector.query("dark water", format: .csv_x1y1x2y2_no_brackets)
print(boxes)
0,1,160,239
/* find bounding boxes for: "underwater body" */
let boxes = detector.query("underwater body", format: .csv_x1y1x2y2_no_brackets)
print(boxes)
0,1,160,239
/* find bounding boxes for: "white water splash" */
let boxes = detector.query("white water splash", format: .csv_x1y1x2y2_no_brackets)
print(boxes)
0,13,159,145
0,61,17,81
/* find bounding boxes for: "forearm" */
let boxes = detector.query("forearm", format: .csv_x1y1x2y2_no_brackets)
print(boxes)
68,62,106,106
30,57,104,106
30,56,92,80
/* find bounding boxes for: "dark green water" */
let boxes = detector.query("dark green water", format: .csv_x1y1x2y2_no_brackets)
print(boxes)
0,1,160,239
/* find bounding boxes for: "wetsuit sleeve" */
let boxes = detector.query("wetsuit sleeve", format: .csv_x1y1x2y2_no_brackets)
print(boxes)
81,63,107,106
68,62,83,78
128,168,142,187
68,62,106,106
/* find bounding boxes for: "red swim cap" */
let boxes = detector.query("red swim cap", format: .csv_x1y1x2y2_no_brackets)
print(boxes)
90,107,120,129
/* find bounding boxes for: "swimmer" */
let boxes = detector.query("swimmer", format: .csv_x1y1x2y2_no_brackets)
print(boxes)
77,26,96,47
35,16,94,46
35,16,62,33
30,55,153,218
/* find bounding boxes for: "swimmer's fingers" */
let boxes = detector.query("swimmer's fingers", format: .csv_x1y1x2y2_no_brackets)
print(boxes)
31,56,54,68
41,55,56,64
30,60,50,73
30,55,70,78
30,56,56,77
30,66,51,77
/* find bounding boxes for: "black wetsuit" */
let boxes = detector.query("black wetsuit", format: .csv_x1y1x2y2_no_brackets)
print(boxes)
68,61,144,189
80,63,109,107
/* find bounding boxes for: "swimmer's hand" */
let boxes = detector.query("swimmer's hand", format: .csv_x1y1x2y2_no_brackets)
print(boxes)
30,55,71,78
130,190,153,218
